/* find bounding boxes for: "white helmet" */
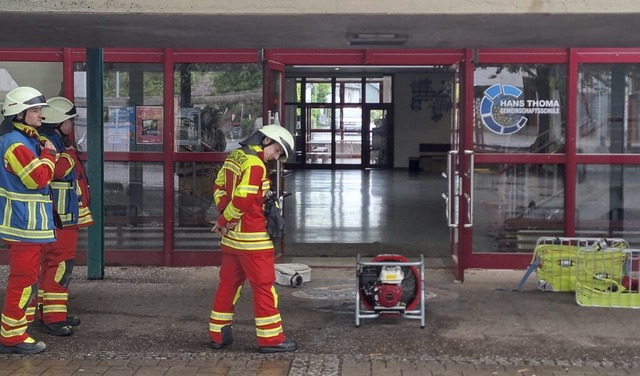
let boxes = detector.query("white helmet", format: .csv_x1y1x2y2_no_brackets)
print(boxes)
258,124,295,162
42,96,78,124
2,86,48,116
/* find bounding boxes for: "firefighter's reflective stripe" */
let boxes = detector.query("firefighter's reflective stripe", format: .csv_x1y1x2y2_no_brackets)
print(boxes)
0,187,51,203
221,237,273,251
43,292,68,301
1,313,26,327
1,314,28,340
210,311,234,334
223,202,243,221
55,154,75,177
24,306,36,319
255,313,281,326
211,311,234,321
50,181,74,222
77,206,93,225
256,326,283,338
53,261,67,284
16,155,55,187
42,305,67,314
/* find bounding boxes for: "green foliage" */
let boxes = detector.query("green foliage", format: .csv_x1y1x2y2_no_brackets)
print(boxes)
213,65,262,93
103,70,164,97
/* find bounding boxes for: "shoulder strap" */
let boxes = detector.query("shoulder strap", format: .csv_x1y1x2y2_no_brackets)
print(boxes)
241,145,258,157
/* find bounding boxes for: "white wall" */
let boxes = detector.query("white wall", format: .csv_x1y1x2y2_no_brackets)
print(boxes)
393,72,452,168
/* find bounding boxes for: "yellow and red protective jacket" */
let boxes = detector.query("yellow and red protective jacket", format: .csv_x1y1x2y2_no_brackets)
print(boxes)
0,123,56,242
42,131,93,228
213,145,272,252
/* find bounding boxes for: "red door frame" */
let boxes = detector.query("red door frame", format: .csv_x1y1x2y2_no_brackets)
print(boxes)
462,49,570,271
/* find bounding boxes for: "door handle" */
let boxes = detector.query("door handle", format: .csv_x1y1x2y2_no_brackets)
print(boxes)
464,150,474,227
446,150,459,228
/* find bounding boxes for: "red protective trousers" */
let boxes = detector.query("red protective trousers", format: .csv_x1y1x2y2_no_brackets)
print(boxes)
0,242,42,346
209,249,286,347
36,227,78,324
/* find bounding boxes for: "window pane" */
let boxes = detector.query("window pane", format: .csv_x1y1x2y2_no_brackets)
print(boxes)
577,64,640,153
365,81,381,103
174,63,262,152
174,161,222,251
99,162,164,250
473,163,565,253
304,81,331,103
336,80,362,104
576,165,640,242
74,62,164,152
474,64,566,153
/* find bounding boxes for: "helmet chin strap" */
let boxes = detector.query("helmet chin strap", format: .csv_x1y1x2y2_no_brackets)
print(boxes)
56,123,68,136
262,139,276,149
16,110,43,128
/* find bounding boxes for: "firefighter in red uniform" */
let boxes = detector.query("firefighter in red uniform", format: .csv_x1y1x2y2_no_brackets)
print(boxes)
0,86,57,354
32,97,93,336
209,124,298,353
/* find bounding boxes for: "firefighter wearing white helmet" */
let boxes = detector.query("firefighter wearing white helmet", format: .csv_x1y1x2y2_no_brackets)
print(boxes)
0,86,57,355
33,97,92,337
42,96,78,124
255,124,294,162
2,86,47,116
208,124,297,353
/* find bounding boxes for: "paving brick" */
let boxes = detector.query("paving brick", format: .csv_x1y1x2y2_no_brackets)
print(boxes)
66,360,103,368
39,360,73,367
157,360,190,367
257,358,290,376
97,360,132,367
11,365,50,375
41,367,85,376
163,366,199,376
101,366,138,376
195,366,230,375
501,365,535,375
70,366,110,375
127,359,161,367
433,363,465,376
131,366,169,376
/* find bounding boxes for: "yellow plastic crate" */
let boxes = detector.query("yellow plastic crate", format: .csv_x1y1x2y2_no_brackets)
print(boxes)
526,237,628,292
576,248,640,308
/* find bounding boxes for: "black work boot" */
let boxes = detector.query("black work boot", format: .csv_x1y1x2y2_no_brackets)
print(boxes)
65,315,81,327
210,325,233,350
42,322,73,336
0,337,46,355
258,338,298,354
35,314,80,328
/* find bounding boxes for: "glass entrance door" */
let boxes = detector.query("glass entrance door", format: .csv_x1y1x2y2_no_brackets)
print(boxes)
364,106,391,167
290,76,392,167
445,64,466,281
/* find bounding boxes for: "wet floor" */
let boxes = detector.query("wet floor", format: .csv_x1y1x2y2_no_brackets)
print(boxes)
284,169,449,258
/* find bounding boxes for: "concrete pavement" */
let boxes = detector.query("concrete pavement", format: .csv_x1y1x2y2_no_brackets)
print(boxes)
1,257,640,375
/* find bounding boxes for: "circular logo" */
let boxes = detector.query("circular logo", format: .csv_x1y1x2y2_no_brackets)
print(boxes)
480,84,528,135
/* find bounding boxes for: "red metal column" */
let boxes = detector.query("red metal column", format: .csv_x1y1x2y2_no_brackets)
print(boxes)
564,49,578,237
163,49,175,266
